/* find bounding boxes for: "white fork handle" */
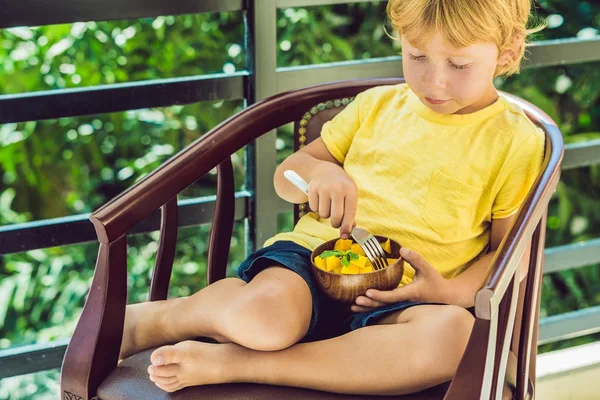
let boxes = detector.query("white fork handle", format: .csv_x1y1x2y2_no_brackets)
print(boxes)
283,170,309,195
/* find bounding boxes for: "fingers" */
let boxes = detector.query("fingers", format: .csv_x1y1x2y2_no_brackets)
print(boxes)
355,295,386,308
351,305,374,313
306,176,357,238
365,287,414,303
399,248,430,274
308,184,320,214
329,192,345,228
339,195,358,239
318,190,331,219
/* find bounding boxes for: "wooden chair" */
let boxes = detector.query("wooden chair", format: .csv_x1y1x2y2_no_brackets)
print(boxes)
60,78,564,400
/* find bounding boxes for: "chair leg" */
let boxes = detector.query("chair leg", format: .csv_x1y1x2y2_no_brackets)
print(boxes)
61,236,128,400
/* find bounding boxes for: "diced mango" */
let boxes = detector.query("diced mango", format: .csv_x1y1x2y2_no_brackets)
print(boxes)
382,239,392,254
314,256,327,271
340,265,360,275
387,258,398,265
334,238,353,251
350,255,369,269
325,256,342,272
359,266,374,274
332,266,343,274
350,243,366,256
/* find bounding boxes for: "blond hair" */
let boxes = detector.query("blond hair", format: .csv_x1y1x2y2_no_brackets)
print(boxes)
386,0,545,77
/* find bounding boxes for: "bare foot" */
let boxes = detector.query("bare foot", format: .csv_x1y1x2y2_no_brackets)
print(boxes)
147,340,242,392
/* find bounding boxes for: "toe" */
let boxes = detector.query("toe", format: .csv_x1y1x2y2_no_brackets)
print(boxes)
151,345,184,366
152,375,179,386
148,363,181,378
156,381,182,392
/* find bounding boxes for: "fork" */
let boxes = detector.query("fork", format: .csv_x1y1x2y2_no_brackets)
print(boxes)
350,227,389,271
283,170,389,270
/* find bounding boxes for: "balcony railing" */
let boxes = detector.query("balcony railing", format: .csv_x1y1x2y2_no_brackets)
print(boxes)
1,0,600,381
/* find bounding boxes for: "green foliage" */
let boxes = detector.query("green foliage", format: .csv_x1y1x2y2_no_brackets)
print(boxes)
1,1,600,398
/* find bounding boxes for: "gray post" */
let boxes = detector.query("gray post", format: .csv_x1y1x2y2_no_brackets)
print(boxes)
246,0,279,253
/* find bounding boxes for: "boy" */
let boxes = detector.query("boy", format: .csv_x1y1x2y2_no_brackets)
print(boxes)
121,0,545,395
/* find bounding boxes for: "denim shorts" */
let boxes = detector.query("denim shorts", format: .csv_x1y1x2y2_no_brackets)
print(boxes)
237,240,429,342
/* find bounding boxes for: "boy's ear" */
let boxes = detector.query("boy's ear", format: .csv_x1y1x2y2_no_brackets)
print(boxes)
498,35,524,66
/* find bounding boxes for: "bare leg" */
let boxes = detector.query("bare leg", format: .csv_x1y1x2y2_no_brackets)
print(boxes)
147,305,474,395
120,266,312,359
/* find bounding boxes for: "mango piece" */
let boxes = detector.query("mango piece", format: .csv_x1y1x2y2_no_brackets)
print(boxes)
359,266,374,274
387,258,398,265
334,238,353,251
340,265,360,275
325,256,342,272
332,266,343,274
350,255,369,269
350,243,366,256
314,256,327,271
382,239,392,254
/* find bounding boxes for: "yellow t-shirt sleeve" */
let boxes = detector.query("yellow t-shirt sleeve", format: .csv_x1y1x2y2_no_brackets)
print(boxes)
492,131,545,219
320,92,365,164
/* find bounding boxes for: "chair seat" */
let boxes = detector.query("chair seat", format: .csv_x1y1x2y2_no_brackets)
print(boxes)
97,348,450,400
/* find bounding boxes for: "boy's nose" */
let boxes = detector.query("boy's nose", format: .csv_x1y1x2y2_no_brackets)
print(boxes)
421,66,447,89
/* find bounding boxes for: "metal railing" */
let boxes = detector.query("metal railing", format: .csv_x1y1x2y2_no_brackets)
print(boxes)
1,0,599,380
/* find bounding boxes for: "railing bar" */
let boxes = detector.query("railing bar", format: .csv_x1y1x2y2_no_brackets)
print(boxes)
0,0,244,30
277,0,385,8
538,306,600,345
277,57,403,93
276,38,600,93
523,37,600,69
561,140,600,170
0,338,69,379
544,238,600,274
0,192,251,255
0,73,247,124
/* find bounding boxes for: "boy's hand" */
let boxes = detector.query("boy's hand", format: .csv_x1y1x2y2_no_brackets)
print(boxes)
351,248,454,312
307,163,358,239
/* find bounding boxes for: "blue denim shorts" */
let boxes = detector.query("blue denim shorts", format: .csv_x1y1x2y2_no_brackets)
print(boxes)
237,240,429,342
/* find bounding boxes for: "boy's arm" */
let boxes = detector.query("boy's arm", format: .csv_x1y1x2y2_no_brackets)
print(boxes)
447,214,532,308
357,214,533,311
273,137,343,204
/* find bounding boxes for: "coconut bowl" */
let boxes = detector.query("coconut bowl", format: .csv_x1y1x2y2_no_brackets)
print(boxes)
310,236,404,304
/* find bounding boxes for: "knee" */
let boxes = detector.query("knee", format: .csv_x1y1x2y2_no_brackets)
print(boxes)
231,282,310,351
438,305,474,343
430,306,474,374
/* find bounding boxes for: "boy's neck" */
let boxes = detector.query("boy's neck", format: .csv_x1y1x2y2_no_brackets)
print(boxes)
453,85,500,115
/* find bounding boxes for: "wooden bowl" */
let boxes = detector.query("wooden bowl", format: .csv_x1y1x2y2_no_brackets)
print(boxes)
310,236,404,304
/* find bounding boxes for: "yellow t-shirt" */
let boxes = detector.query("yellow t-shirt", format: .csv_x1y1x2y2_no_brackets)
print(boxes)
264,84,544,282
